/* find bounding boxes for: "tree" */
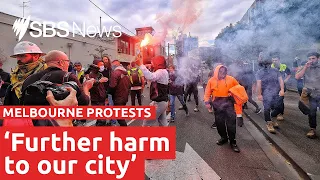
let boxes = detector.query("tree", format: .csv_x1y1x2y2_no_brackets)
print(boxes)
89,46,110,59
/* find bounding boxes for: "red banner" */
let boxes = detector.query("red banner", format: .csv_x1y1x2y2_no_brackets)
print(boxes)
0,127,176,180
0,106,156,120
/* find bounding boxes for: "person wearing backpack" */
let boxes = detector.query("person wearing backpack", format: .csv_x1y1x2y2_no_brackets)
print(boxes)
128,61,144,106
108,59,131,126
136,55,169,127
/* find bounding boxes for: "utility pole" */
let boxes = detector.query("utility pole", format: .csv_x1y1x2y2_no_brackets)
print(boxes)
21,1,30,17
167,43,170,58
100,16,102,35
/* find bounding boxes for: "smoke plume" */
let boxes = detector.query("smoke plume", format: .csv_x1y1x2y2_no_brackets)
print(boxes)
215,0,320,64
154,0,204,44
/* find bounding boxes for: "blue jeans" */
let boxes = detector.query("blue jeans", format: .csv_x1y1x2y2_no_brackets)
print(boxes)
262,93,284,122
170,95,186,119
108,94,116,124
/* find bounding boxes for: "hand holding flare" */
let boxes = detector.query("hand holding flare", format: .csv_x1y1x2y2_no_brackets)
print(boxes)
136,33,153,67
135,53,143,66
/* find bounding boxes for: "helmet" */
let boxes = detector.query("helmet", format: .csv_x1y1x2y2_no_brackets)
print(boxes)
10,41,46,58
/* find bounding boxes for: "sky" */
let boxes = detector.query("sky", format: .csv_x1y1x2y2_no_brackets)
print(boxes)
0,0,254,47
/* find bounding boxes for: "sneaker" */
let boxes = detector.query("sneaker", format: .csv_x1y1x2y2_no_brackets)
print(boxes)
216,138,228,145
306,129,317,139
243,103,248,109
230,143,240,153
105,122,112,126
186,112,190,117
178,106,184,110
255,107,262,114
194,106,199,112
211,122,217,129
277,114,284,121
267,121,276,134
96,122,106,126
208,108,213,113
72,120,81,126
170,117,175,122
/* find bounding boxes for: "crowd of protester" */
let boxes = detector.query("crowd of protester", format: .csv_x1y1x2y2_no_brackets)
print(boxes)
0,41,319,152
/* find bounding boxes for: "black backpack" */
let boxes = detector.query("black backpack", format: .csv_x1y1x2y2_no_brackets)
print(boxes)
129,68,142,86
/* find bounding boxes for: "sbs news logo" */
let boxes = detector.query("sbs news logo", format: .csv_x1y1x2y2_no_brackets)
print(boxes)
13,16,122,41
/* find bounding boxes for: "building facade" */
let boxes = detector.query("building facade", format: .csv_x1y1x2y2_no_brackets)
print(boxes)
135,27,166,64
0,12,139,72
174,32,199,67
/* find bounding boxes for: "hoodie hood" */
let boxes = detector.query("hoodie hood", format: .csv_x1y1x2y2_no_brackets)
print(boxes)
213,65,226,80
114,65,128,75
152,56,166,71
204,64,239,100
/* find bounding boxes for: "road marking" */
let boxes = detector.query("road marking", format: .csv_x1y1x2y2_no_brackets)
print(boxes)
84,120,97,127
145,143,221,180
128,112,172,126
127,119,136,125
166,112,171,120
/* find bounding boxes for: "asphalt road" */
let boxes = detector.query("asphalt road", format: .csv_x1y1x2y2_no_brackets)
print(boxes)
246,91,320,163
126,87,302,180
244,90,320,179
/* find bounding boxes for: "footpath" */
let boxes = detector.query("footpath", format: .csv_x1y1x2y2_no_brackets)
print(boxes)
244,90,320,180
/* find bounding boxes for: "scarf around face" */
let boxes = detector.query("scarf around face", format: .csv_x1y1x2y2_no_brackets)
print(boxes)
10,59,47,99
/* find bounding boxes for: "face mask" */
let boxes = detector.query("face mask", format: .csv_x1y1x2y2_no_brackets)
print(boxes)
99,66,105,72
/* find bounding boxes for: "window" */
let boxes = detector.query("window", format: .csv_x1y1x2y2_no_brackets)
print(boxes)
118,40,130,54
125,42,129,54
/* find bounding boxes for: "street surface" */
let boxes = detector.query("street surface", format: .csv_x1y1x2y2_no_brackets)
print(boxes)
245,90,320,179
84,87,304,180
133,87,301,180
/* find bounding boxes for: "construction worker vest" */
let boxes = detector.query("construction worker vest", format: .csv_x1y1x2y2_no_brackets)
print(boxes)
271,63,287,72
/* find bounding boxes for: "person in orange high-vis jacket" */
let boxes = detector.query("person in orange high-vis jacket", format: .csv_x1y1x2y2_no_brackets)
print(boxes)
204,65,240,153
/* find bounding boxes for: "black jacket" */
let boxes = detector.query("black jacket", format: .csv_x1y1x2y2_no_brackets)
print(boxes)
101,68,111,91
0,69,10,98
169,73,184,95
4,84,20,105
22,67,90,106
108,66,131,105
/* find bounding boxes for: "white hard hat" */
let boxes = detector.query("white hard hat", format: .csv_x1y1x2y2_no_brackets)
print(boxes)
10,41,46,58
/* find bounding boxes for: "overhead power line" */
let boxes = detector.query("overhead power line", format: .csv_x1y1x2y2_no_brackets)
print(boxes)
88,0,136,36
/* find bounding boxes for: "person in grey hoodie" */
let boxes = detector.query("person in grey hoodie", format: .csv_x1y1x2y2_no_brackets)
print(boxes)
136,55,169,127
